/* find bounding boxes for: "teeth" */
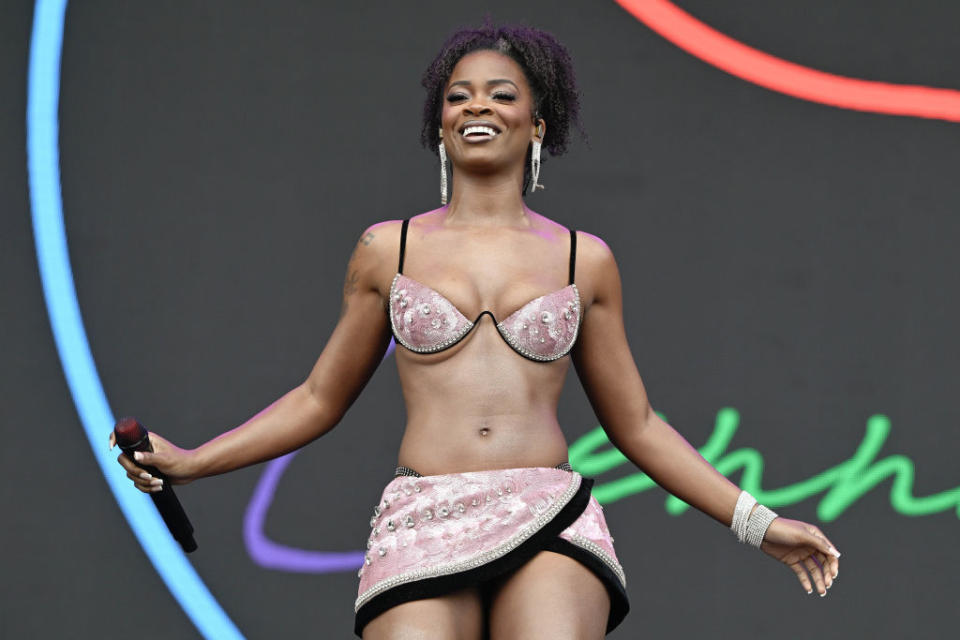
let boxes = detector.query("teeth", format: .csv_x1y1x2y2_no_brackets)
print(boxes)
462,126,498,137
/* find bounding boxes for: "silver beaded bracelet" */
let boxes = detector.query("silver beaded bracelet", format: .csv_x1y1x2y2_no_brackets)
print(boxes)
730,490,757,543
730,490,778,548
745,504,779,548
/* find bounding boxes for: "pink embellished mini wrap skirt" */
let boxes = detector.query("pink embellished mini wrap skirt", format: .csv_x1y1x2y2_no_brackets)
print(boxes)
354,466,629,636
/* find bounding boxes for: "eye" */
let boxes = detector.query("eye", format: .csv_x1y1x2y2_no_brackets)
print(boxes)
446,93,468,103
492,91,517,101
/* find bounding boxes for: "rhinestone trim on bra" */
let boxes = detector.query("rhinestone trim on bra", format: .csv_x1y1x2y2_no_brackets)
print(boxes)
388,273,474,354
388,274,582,361
496,284,581,362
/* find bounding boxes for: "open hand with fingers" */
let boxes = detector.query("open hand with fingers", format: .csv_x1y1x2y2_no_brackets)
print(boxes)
760,517,841,597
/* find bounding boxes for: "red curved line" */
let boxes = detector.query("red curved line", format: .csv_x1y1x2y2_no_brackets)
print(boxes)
615,0,960,122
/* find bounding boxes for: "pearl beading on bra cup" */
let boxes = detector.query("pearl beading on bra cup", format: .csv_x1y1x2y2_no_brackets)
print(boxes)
389,274,474,353
388,273,582,360
495,285,581,362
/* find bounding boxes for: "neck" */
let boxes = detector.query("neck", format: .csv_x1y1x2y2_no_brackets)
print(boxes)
444,166,529,227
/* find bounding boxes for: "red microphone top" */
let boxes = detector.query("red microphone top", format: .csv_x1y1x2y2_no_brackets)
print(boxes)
114,416,149,449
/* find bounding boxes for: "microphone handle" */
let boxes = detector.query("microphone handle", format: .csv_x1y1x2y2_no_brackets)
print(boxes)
118,428,198,553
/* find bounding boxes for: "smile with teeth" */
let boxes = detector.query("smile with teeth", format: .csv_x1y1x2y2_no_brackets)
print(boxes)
462,125,500,139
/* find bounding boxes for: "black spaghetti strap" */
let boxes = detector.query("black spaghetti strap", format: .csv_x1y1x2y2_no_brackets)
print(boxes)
568,228,577,285
398,218,410,274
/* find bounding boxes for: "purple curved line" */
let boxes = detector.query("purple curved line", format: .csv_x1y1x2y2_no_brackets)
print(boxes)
243,340,396,573
243,449,365,573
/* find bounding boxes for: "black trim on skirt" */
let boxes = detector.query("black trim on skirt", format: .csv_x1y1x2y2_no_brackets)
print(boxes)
354,477,630,636
543,538,630,633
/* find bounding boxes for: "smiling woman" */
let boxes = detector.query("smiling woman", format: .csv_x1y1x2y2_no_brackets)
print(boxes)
420,25,582,196
108,21,841,640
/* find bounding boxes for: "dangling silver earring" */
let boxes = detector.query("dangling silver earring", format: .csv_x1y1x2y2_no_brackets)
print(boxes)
530,122,545,193
530,139,543,193
438,135,448,205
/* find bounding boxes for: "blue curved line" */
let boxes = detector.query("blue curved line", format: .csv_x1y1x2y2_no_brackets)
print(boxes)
27,1,243,637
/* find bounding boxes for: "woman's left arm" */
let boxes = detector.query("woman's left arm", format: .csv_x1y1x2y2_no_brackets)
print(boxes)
571,232,840,595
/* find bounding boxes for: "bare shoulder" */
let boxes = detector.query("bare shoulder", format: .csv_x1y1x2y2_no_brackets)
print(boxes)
574,230,617,279
572,229,621,307
574,230,615,268
354,209,452,273
356,219,404,257
347,219,405,294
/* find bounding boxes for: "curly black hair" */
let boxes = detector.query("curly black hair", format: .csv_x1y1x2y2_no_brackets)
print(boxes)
420,23,584,193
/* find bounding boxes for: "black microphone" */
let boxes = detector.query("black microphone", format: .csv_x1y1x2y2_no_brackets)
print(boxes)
114,417,197,553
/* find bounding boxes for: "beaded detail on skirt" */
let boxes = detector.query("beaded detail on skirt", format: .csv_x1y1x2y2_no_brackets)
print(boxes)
354,466,630,636
357,468,584,611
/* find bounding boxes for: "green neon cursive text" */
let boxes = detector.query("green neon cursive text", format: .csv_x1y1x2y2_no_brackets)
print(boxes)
567,408,960,521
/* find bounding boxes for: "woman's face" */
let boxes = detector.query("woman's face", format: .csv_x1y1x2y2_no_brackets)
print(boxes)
440,49,543,177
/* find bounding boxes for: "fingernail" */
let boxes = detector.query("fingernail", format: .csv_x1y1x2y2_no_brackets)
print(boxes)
151,478,163,487
807,590,813,595
134,452,143,461
139,472,152,480
151,485,162,492
829,547,841,558
820,591,827,598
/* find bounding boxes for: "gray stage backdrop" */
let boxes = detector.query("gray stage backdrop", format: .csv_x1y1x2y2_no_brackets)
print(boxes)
4,0,959,638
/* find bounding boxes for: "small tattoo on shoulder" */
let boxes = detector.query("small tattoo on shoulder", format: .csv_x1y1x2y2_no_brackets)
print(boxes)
344,270,359,297
360,232,375,246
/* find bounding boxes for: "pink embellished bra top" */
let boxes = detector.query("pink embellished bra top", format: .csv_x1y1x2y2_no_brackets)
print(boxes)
389,218,582,362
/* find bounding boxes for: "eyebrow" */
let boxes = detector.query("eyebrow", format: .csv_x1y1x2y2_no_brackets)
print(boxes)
447,78,520,90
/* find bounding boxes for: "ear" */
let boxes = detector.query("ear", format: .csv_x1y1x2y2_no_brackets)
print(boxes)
532,117,546,142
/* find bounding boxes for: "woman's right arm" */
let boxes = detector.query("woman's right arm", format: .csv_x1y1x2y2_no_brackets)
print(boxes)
113,221,400,491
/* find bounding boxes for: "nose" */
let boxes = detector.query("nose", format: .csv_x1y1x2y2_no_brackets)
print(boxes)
463,99,493,116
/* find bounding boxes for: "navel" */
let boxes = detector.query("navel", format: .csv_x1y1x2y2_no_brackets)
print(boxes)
478,428,491,437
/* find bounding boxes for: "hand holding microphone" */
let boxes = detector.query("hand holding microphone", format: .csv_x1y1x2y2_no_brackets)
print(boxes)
111,417,198,553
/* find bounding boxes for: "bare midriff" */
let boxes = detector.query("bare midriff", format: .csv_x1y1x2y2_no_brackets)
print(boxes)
395,317,571,476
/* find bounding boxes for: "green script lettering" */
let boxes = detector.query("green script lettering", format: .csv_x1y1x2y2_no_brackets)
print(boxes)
567,408,960,521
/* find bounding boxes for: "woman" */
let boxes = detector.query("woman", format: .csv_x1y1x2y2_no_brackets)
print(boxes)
112,24,840,639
